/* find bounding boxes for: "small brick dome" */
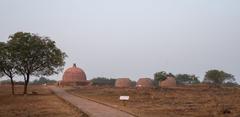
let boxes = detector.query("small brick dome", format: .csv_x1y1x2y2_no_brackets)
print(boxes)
159,76,176,88
115,78,131,88
136,78,154,88
62,64,86,82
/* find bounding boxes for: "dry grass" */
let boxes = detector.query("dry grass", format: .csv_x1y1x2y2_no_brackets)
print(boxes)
67,85,240,117
0,85,88,117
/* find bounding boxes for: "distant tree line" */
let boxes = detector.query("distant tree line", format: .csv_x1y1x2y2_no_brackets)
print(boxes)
154,71,201,85
0,79,26,85
0,77,57,85
90,69,238,87
0,79,14,85
91,77,116,86
31,77,57,85
154,69,238,86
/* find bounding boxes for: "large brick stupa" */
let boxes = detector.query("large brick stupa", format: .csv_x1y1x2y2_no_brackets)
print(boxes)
61,64,90,86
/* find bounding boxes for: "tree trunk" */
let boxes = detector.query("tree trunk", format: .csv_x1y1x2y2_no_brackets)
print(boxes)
23,74,30,95
10,77,15,95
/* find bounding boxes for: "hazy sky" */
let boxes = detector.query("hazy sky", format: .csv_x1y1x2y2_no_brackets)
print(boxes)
0,0,240,82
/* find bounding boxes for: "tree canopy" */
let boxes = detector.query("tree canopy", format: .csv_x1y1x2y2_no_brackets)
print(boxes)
3,32,67,94
8,32,67,76
0,42,16,94
154,71,168,82
154,71,175,81
175,74,200,84
0,42,16,78
204,69,235,84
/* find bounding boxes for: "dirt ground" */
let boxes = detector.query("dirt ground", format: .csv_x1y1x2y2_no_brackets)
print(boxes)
0,85,87,117
67,85,240,117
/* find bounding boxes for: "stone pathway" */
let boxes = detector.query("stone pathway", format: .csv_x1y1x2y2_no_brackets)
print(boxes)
49,86,135,117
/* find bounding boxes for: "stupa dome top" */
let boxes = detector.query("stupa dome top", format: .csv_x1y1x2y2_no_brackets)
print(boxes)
62,64,87,82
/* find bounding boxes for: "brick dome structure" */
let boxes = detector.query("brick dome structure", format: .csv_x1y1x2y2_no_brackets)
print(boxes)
159,76,176,88
115,78,131,88
62,64,86,82
136,78,154,88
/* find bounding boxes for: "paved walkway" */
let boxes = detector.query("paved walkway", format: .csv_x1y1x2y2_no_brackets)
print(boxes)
49,86,135,117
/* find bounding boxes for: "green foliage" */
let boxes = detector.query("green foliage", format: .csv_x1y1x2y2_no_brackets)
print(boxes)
8,32,67,77
91,77,116,86
32,77,57,85
0,42,16,94
0,42,16,78
154,71,167,82
154,71,175,81
6,32,67,94
204,69,235,84
154,71,175,87
175,74,200,84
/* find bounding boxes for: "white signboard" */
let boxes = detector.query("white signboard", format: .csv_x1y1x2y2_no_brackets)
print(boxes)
119,96,129,101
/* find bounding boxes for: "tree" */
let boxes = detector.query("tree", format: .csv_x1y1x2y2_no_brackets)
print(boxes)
91,77,116,86
154,71,167,82
154,71,175,87
8,32,67,94
175,74,200,84
204,69,235,84
0,42,16,95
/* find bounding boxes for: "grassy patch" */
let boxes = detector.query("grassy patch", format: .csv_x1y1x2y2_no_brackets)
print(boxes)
67,85,240,117
0,85,87,117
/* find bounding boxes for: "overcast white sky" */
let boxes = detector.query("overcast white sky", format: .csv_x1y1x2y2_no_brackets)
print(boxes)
0,0,239,83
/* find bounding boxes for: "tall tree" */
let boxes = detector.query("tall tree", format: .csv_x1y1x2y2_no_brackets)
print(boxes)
0,42,16,95
175,74,200,84
204,69,235,84
8,32,67,94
